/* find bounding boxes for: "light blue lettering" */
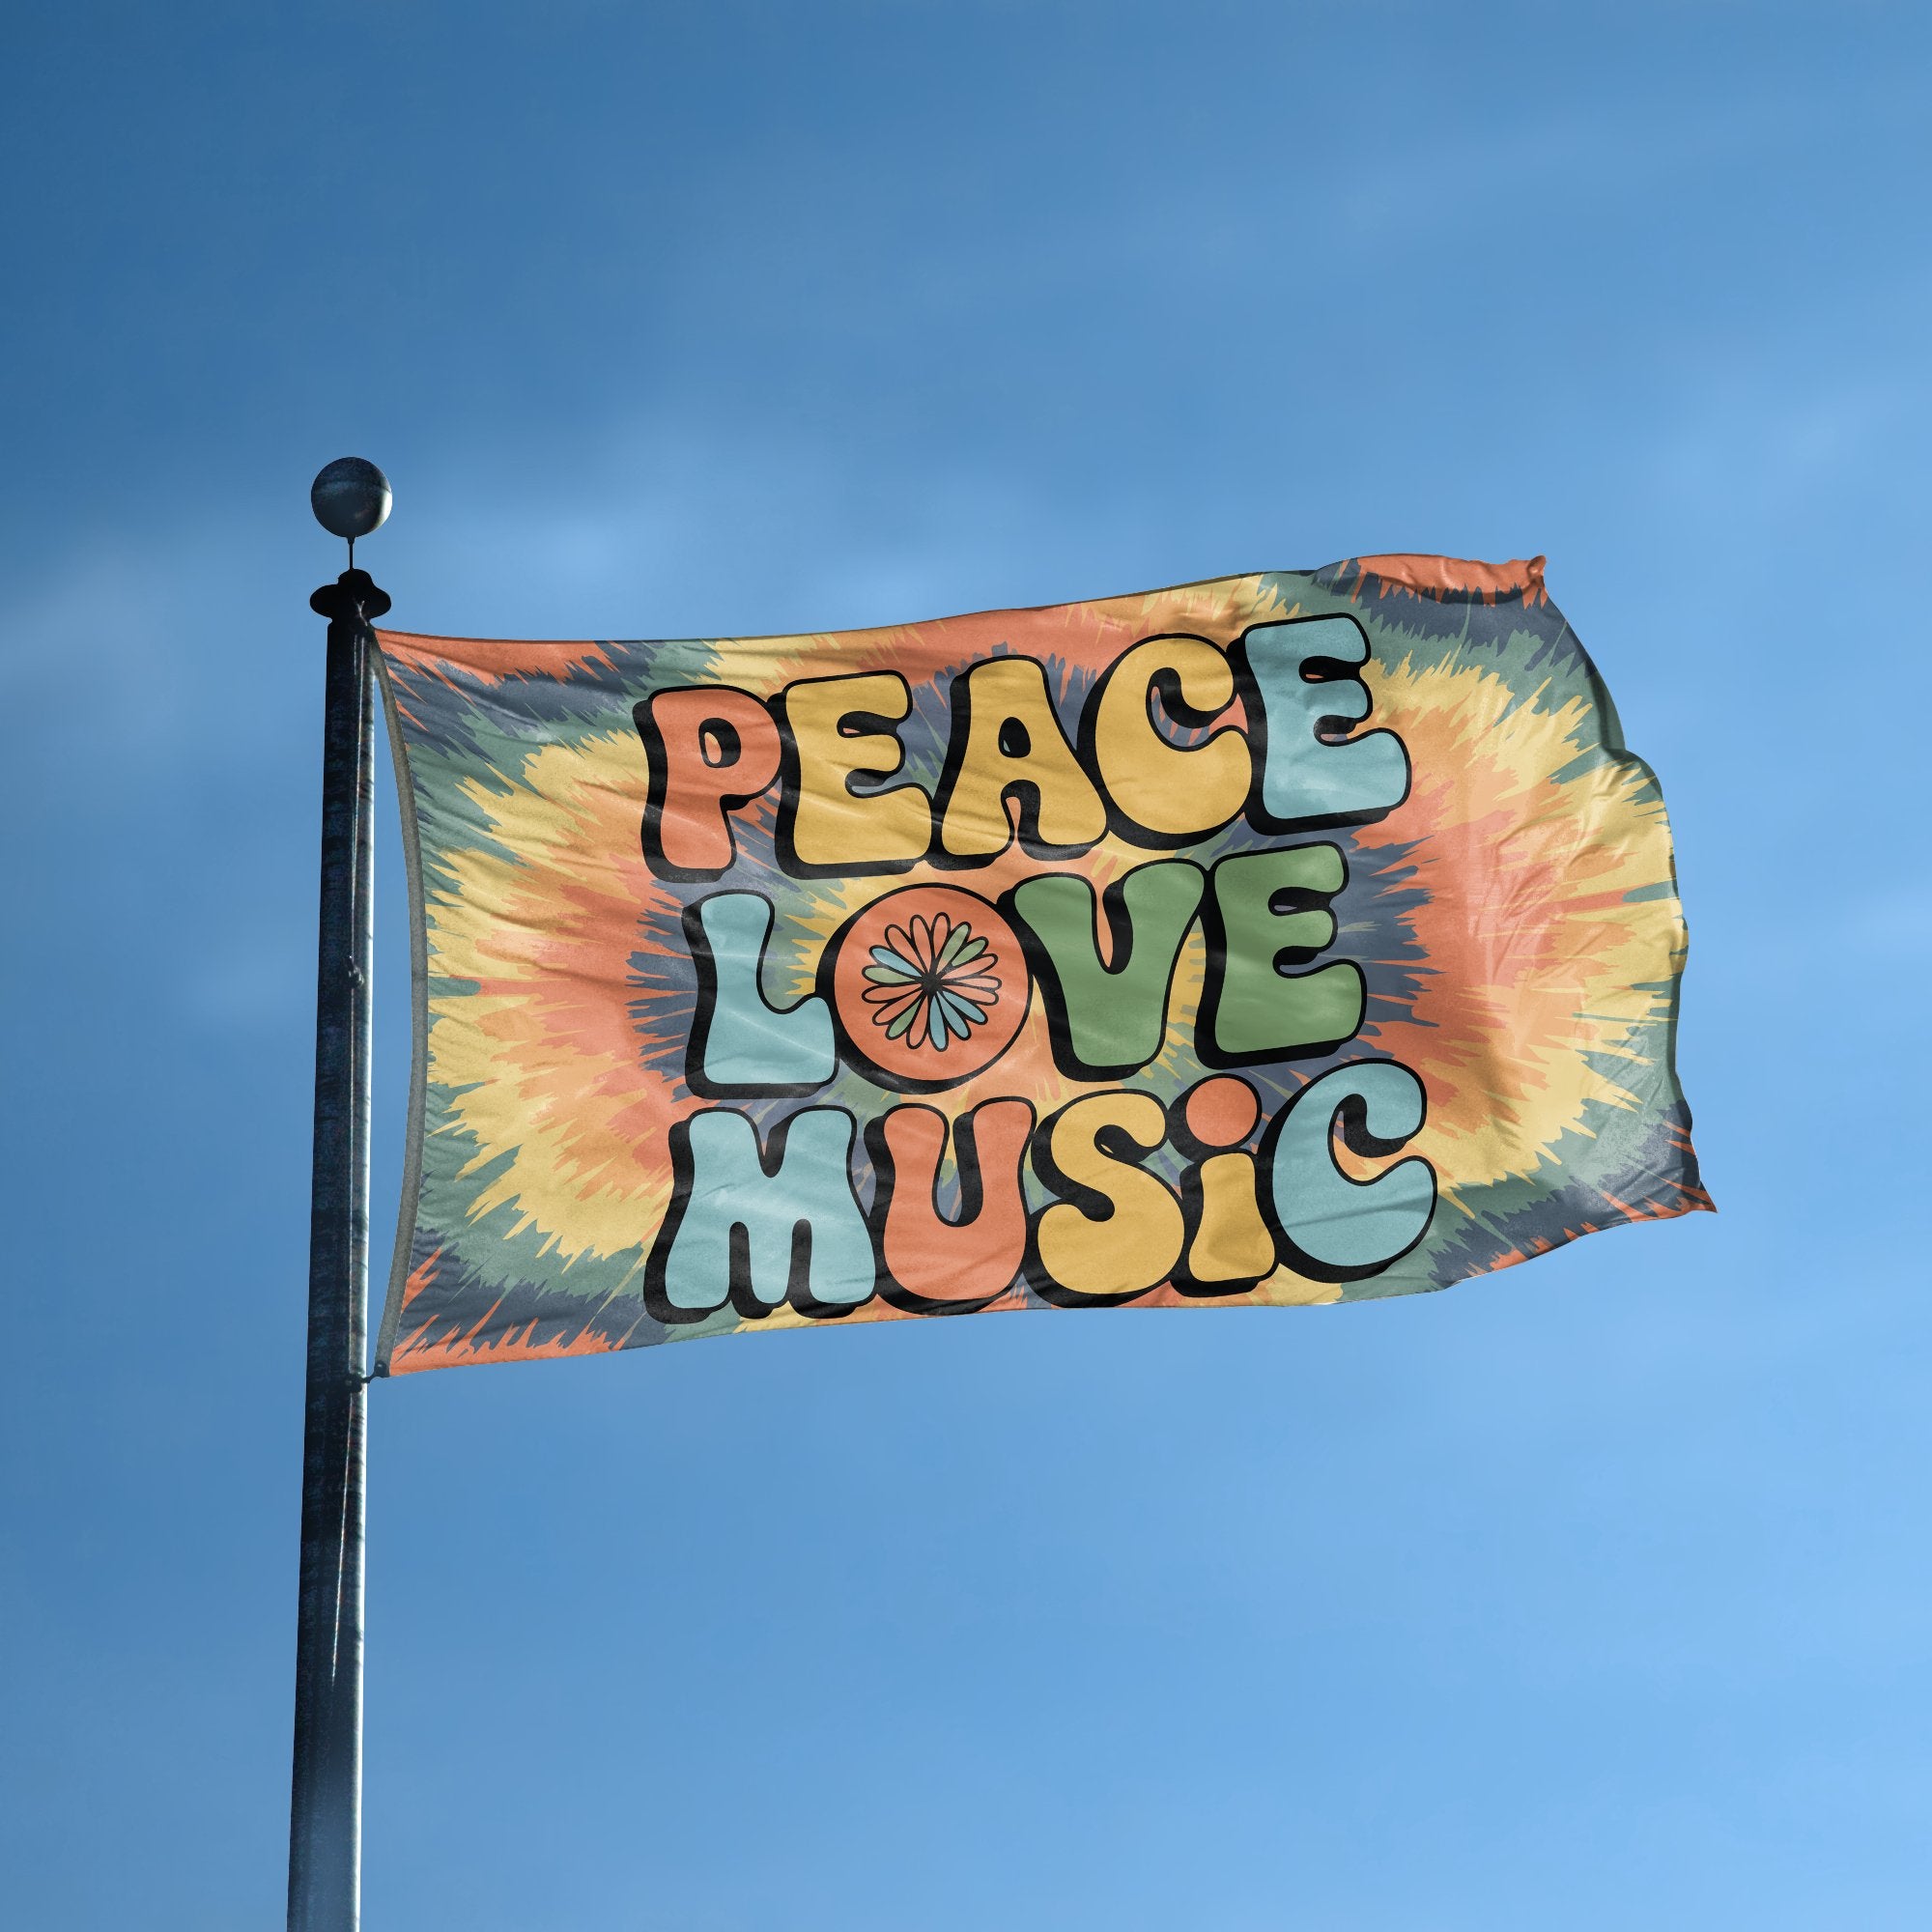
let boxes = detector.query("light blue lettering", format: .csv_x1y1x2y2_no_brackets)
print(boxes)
1265,1060,1435,1275
660,1108,874,1313
1243,616,1409,826
694,893,836,1092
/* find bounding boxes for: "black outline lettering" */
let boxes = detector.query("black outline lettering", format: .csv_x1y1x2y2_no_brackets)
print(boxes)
1023,1090,1180,1309
865,1098,1035,1314
1164,1078,1273,1298
928,656,1107,869
634,685,781,882
1230,612,1412,836
774,669,935,880
1077,633,1251,850
1259,1062,1436,1282
643,1105,873,1323
1003,860,1206,1082
683,892,836,1100
1197,845,1366,1070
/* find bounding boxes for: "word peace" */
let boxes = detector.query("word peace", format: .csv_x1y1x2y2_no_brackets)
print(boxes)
636,615,1411,880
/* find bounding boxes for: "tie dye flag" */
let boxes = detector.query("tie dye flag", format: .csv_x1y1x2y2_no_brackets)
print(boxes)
371,555,1707,1376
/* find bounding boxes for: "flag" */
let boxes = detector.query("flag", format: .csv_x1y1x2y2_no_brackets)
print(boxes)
371,555,1707,1375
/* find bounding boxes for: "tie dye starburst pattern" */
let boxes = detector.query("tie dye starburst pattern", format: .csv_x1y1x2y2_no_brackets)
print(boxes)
371,556,1708,1375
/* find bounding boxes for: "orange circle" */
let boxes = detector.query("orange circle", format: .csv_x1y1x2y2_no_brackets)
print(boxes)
829,885,1028,1091
1182,1076,1260,1150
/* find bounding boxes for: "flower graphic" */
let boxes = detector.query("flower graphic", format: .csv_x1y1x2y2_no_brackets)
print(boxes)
829,885,1030,1091
860,913,1002,1052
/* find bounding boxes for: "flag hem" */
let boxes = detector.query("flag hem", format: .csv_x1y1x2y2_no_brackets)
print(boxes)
371,648,430,1376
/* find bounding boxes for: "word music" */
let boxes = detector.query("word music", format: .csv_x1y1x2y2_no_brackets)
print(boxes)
630,616,1438,1324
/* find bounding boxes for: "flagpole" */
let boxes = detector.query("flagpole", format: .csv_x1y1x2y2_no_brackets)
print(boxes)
290,461,391,1932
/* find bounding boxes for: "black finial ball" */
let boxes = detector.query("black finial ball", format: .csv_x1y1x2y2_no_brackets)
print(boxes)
310,457,392,541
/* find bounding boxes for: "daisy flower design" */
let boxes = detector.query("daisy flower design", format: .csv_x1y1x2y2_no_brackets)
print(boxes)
860,913,1003,1052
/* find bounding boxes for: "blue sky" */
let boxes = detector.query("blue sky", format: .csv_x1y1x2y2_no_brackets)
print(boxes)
3,3,1929,1926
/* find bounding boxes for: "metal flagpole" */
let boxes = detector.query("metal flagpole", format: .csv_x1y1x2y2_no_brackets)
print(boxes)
290,459,392,1932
